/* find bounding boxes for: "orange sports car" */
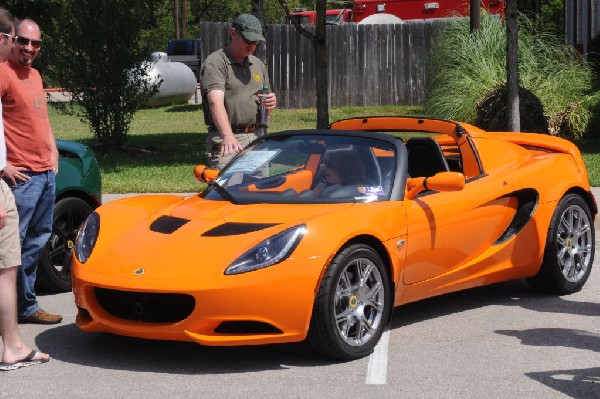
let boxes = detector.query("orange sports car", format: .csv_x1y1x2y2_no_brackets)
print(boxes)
71,116,596,360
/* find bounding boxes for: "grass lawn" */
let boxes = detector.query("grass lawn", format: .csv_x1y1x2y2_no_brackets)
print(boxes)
49,103,600,193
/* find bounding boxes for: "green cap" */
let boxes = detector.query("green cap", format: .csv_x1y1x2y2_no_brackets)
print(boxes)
232,13,266,43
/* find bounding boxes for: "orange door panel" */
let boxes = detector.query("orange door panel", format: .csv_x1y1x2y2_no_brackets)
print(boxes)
403,175,516,284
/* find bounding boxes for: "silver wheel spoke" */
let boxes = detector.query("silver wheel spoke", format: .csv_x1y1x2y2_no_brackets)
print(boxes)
355,314,375,344
365,282,383,306
562,257,575,278
557,246,568,260
335,307,353,324
337,286,352,298
343,315,356,337
365,298,384,314
359,261,374,286
559,213,572,233
557,234,568,247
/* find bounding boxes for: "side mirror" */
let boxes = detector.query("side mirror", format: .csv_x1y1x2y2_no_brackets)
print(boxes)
406,172,465,199
194,165,219,183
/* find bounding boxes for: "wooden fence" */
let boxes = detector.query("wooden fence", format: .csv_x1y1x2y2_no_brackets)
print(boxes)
199,20,451,108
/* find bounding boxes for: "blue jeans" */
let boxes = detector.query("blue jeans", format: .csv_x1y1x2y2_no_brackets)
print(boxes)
6,171,55,318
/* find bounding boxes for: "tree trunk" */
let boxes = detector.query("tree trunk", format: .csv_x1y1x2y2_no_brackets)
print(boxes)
506,0,520,132
315,0,329,129
181,0,187,38
252,0,267,64
532,0,540,21
174,0,180,39
470,0,480,32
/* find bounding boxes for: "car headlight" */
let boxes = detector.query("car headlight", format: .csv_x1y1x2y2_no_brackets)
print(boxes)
75,212,100,263
225,224,306,275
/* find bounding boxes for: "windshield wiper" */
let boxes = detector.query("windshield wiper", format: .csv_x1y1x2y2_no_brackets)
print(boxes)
209,181,239,204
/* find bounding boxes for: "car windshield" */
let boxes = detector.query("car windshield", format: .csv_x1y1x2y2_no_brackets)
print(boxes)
203,133,397,204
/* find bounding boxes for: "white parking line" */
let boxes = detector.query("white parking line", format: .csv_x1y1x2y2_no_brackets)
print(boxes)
365,329,390,385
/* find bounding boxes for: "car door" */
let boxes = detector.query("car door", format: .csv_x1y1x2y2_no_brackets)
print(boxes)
403,174,517,284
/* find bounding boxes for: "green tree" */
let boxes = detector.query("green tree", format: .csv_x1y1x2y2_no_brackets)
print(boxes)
277,0,329,128
47,0,159,150
425,13,595,139
518,0,564,37
1,0,63,78
0,0,58,30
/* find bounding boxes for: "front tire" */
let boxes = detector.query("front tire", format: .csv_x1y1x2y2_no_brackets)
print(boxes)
37,197,94,293
307,244,392,360
527,193,594,295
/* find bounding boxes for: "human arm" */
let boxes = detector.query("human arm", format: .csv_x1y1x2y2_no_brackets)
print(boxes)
206,90,243,157
49,128,59,174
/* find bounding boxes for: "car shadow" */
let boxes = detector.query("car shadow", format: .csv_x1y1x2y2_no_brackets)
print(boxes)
34,324,340,374
389,279,600,329
35,279,597,374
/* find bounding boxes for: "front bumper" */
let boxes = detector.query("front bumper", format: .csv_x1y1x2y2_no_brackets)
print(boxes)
72,254,329,346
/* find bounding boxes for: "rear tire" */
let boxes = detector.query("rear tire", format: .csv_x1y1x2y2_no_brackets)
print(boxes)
37,197,93,293
307,244,392,360
527,193,594,295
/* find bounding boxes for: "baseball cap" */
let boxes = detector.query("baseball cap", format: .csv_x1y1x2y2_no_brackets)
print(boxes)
232,13,265,43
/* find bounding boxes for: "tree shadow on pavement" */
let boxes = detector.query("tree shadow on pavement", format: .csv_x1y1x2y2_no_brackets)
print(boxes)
387,278,599,398
525,367,600,399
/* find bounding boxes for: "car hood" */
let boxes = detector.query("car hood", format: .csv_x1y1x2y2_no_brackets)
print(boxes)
87,194,353,283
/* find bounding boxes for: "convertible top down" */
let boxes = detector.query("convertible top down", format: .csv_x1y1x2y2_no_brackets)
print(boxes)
71,117,595,360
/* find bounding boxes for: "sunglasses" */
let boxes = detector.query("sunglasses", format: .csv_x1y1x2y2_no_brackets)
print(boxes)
15,36,42,49
239,33,259,46
0,32,13,43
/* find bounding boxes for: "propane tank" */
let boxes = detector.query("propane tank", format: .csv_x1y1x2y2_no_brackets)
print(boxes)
144,52,197,107
357,13,403,24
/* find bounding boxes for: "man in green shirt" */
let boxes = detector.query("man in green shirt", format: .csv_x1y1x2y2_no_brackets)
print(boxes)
200,13,277,170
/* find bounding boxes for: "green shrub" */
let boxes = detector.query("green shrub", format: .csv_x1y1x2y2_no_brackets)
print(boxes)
424,13,596,139
475,84,549,133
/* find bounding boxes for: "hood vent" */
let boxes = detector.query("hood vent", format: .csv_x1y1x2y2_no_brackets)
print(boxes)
202,222,279,237
150,215,190,234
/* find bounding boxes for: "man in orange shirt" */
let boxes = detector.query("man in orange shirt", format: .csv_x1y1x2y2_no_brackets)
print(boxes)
0,8,50,371
0,18,61,325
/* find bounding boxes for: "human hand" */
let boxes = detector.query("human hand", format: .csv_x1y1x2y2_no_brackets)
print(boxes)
264,92,277,110
3,163,30,187
51,150,59,175
220,133,244,157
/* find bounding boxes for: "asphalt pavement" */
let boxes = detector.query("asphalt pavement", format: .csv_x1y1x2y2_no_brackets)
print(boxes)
1,190,599,398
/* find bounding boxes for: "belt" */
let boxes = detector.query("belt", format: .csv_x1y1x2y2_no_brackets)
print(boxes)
232,123,259,133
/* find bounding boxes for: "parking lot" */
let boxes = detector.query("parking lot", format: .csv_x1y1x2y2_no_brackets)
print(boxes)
2,191,599,398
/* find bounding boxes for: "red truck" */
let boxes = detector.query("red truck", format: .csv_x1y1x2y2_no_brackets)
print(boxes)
285,8,352,25
287,0,504,24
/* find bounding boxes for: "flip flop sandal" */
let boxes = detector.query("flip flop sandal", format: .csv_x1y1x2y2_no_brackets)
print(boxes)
0,350,50,371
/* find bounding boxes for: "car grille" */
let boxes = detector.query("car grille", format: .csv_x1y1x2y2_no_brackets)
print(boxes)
95,288,195,323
